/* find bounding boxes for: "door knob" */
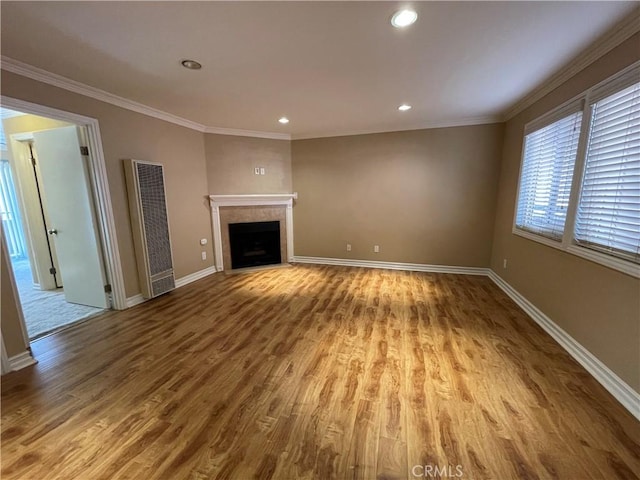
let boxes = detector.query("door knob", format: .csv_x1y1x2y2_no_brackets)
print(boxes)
48,229,58,235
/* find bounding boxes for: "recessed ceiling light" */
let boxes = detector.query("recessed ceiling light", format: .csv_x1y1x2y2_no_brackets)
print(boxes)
391,9,418,28
181,59,202,70
278,117,290,124
398,104,412,111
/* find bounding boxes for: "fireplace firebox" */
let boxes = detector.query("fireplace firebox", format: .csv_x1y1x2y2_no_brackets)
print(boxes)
228,221,282,269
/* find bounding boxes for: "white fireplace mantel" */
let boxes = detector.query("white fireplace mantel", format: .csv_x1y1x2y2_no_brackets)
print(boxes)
208,193,297,271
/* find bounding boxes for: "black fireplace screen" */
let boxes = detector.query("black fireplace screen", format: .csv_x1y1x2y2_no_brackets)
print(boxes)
229,221,282,269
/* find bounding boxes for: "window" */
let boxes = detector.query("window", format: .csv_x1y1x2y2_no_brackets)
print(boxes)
575,81,640,263
514,64,640,277
516,110,582,240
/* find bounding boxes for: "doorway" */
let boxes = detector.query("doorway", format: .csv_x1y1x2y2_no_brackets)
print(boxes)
0,99,125,342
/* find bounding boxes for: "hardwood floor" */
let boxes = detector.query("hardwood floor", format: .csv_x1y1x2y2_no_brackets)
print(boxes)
1,265,639,479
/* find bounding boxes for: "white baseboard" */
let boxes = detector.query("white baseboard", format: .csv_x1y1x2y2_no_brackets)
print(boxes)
293,256,489,276
126,266,219,308
174,265,218,288
487,270,640,421
126,294,145,308
8,351,37,371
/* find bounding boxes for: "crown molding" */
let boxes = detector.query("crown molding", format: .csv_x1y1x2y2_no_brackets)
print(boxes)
1,56,499,141
204,125,290,140
0,56,289,139
0,56,208,132
503,8,640,120
291,115,502,140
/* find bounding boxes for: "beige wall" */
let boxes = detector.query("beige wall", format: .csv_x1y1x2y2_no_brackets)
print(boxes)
292,125,504,266
204,133,291,194
1,70,215,304
490,33,640,391
1,242,28,357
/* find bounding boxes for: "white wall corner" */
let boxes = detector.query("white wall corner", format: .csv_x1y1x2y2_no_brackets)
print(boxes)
487,270,640,421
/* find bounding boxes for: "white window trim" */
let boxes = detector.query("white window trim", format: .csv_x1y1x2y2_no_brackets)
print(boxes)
512,61,640,279
567,245,640,278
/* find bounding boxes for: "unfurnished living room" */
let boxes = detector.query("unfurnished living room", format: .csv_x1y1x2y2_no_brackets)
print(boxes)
0,2,639,479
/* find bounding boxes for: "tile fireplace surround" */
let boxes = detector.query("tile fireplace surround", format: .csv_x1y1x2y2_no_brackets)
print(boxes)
208,194,297,271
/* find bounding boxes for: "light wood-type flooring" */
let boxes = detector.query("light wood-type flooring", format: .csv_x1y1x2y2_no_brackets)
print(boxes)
2,265,639,479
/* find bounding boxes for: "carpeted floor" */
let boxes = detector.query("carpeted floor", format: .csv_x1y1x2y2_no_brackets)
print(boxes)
10,259,105,339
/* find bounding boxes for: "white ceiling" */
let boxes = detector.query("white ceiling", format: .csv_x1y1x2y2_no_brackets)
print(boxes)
1,1,637,139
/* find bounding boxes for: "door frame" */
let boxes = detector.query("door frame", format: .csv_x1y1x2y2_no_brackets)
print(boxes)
1,332,11,375
1,95,126,310
1,228,31,350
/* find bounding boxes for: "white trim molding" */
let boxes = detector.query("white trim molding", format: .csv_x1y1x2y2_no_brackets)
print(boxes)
126,265,220,308
126,294,146,308
174,266,219,288
1,56,290,140
504,8,640,120
488,270,640,421
1,56,206,132
8,351,37,371
204,126,290,140
293,256,490,276
291,116,501,140
209,193,298,207
209,193,297,272
1,332,11,375
1,95,128,310
1,56,493,140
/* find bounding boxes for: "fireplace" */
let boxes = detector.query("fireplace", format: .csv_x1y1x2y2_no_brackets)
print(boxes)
229,221,282,269
209,193,297,271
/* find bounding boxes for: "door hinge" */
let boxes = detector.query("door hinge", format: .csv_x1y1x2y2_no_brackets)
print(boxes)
80,146,89,156
49,267,57,275
31,157,37,167
104,284,112,293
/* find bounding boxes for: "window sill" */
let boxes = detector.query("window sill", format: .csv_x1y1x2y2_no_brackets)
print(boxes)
512,228,563,251
512,228,640,279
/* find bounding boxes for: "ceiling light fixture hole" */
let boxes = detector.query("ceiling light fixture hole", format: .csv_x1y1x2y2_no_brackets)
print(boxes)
181,59,202,70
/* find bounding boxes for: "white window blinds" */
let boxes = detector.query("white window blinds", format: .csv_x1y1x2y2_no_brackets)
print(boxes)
575,81,640,263
515,111,582,240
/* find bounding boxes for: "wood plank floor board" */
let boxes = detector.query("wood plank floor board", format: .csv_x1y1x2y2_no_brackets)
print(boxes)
2,264,638,479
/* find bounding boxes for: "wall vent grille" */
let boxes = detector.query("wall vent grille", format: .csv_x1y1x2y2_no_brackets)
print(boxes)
124,159,175,299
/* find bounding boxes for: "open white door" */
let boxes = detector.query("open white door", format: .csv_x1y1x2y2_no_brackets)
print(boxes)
32,126,109,309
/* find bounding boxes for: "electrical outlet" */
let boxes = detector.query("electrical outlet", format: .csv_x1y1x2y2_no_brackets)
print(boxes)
503,259,507,269
260,167,266,175
202,251,207,261
346,243,352,252
254,167,260,175
374,245,380,253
